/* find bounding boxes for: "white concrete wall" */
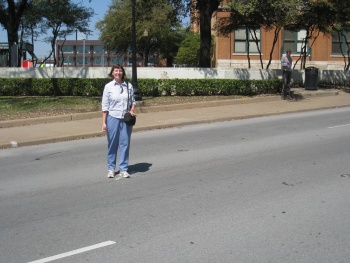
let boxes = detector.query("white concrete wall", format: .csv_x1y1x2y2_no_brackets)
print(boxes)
216,59,348,71
0,67,349,85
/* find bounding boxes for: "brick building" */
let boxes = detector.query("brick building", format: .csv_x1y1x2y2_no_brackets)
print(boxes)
206,3,349,70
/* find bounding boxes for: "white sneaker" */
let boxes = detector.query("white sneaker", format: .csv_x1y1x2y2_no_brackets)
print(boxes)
107,170,115,178
120,171,130,178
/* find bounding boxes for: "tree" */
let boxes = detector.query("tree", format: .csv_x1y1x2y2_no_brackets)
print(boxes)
216,0,302,69
227,0,266,68
97,0,184,67
94,0,220,68
0,0,32,66
329,0,350,70
96,0,131,54
261,0,302,69
174,32,200,66
171,0,221,67
288,0,336,69
36,0,93,66
156,25,187,67
191,0,220,67
19,0,45,62
0,0,94,66
0,0,30,46
216,0,337,69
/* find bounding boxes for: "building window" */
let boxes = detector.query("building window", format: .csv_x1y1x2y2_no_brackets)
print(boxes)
60,45,74,54
94,57,101,65
76,45,90,54
76,57,90,65
332,31,350,55
283,29,307,53
59,57,74,66
234,27,261,53
110,57,124,65
110,50,120,55
94,57,108,66
93,45,104,54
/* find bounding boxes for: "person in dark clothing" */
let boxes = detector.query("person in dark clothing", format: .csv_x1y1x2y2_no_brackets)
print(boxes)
281,49,293,99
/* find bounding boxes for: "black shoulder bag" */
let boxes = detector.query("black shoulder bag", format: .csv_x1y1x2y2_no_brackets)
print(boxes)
123,81,136,126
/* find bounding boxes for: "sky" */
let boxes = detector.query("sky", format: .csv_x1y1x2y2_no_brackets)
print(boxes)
0,0,111,58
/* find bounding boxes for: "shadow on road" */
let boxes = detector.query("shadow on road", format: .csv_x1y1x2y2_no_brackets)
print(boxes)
129,162,152,175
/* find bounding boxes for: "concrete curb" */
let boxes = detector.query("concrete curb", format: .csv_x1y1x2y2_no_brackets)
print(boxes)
0,96,282,128
1,131,106,149
133,103,348,133
2,103,348,150
0,89,339,128
1,89,346,149
0,112,102,128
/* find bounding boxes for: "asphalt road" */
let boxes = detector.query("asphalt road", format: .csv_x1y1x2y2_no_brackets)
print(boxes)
1,108,350,263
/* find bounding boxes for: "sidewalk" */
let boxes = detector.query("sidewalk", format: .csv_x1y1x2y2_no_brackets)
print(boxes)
1,88,349,149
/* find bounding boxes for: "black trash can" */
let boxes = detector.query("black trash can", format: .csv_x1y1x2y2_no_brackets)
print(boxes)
304,66,318,90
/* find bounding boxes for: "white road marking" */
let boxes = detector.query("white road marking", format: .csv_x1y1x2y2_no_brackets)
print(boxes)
27,241,116,263
328,124,350,129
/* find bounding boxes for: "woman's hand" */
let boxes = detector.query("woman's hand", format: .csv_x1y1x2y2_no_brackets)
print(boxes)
129,110,135,116
102,123,107,132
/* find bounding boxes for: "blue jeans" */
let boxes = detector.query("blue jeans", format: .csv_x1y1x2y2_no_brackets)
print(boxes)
106,115,132,172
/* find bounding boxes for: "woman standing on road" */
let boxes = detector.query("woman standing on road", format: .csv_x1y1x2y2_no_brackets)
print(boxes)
101,64,136,179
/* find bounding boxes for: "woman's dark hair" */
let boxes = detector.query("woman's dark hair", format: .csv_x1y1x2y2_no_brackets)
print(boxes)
108,64,126,81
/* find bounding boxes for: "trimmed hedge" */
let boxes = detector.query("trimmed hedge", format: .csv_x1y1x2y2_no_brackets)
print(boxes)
0,78,283,97
139,78,283,96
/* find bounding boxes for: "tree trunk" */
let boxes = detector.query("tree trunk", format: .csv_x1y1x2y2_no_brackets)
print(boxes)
3,0,30,67
144,49,149,67
245,26,251,69
266,28,281,69
198,0,219,68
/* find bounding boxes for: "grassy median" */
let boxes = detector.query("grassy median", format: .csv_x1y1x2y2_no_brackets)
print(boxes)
0,95,243,121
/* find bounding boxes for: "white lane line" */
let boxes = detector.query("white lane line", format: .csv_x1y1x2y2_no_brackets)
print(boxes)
27,241,116,263
328,124,350,129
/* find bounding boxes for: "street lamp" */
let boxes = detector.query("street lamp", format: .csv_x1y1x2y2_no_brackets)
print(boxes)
143,29,149,67
82,38,86,68
131,0,142,101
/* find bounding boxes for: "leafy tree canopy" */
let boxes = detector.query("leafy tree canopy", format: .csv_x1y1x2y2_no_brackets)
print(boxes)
96,0,185,66
37,0,93,64
0,0,31,46
0,0,94,66
174,32,200,66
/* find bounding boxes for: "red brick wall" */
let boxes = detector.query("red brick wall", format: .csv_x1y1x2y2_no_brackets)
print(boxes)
195,1,346,69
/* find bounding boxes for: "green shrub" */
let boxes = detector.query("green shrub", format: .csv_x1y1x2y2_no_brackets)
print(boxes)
0,77,283,97
31,78,54,95
0,78,31,96
137,79,161,96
